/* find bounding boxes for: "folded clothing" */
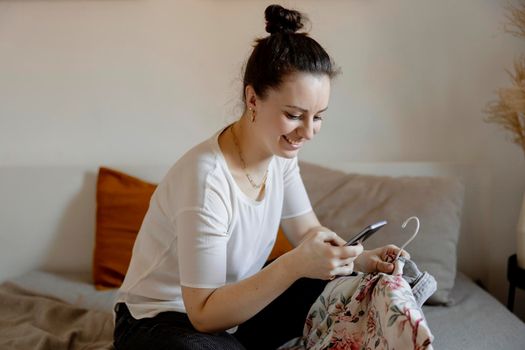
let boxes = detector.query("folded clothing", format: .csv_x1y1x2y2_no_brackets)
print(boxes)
279,259,435,350
396,256,437,307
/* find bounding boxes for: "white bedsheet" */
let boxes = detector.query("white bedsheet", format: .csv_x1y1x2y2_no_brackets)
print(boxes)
8,270,117,313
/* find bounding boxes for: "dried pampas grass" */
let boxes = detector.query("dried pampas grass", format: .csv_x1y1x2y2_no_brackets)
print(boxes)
486,1,525,157
505,1,525,38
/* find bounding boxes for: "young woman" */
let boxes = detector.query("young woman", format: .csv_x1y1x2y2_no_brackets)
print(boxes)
113,5,406,350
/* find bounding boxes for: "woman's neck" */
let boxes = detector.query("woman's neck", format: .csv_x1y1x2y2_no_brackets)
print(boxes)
230,116,273,174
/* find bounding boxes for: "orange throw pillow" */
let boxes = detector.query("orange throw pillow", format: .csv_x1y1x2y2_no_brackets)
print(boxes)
93,167,294,289
93,167,157,290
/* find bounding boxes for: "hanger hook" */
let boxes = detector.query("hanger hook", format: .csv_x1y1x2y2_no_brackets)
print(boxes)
395,216,420,261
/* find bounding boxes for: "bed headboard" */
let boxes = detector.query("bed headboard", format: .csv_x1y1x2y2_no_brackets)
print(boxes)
0,161,489,283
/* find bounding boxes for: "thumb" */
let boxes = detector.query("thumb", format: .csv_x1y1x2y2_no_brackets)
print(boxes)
320,230,346,246
376,260,395,274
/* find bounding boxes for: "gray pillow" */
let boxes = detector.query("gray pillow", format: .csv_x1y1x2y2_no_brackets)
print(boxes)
299,161,465,305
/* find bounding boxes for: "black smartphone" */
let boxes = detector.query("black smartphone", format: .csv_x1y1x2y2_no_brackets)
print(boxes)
345,220,388,246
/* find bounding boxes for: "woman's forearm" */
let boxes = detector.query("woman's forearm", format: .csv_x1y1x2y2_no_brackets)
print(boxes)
185,251,301,333
184,224,363,333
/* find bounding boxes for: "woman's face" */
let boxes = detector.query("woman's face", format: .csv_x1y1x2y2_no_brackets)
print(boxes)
250,72,331,159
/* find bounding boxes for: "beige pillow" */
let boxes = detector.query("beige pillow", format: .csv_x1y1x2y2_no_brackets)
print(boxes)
299,161,465,305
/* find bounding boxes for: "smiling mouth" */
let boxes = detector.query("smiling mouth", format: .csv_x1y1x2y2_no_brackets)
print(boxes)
283,135,303,146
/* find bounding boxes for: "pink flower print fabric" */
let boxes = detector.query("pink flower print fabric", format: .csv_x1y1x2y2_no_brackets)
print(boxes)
302,264,434,350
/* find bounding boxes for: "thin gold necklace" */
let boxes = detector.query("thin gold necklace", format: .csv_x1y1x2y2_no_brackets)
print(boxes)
230,124,268,189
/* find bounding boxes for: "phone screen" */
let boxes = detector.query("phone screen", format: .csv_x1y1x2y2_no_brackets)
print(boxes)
345,220,387,246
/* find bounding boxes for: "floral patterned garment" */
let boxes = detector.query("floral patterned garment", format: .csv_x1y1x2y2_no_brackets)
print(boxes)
281,260,434,350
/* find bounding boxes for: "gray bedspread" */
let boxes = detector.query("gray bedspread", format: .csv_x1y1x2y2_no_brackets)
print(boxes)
423,272,525,349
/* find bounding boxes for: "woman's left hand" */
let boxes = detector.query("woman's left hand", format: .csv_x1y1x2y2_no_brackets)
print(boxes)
354,245,410,274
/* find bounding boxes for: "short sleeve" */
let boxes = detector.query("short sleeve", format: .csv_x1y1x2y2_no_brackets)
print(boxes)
176,187,230,288
281,157,313,219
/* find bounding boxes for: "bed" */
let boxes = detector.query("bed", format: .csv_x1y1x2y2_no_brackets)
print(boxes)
1,161,524,349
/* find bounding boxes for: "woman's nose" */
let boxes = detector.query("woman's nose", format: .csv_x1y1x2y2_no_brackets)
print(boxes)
299,121,315,140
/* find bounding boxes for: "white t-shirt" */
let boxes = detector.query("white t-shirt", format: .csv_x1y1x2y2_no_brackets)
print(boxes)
116,126,312,320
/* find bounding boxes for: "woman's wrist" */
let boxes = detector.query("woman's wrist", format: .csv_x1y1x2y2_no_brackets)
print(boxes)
353,250,368,272
277,248,303,281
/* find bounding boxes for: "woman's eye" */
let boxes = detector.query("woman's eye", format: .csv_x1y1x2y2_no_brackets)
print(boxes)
314,115,323,121
286,113,301,120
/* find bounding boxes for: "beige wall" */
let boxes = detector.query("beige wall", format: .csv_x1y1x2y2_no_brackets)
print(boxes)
1,0,524,319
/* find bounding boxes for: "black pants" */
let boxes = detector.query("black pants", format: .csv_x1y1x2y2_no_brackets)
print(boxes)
113,277,328,350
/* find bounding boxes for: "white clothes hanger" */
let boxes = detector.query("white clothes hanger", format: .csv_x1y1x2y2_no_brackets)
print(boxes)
394,216,420,261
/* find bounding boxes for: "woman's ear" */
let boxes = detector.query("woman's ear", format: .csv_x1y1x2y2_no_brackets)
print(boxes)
245,85,258,110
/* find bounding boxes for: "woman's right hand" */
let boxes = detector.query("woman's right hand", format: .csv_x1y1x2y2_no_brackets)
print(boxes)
286,227,364,280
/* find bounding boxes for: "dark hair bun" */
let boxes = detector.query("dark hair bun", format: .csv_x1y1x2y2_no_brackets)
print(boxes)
264,4,304,34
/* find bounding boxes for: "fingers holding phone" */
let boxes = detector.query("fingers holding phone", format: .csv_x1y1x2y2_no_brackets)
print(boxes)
325,235,364,279
291,229,363,280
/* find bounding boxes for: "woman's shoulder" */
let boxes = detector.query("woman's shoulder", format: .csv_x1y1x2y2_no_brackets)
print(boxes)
150,135,231,211
178,138,218,167
272,155,299,173
160,132,230,192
